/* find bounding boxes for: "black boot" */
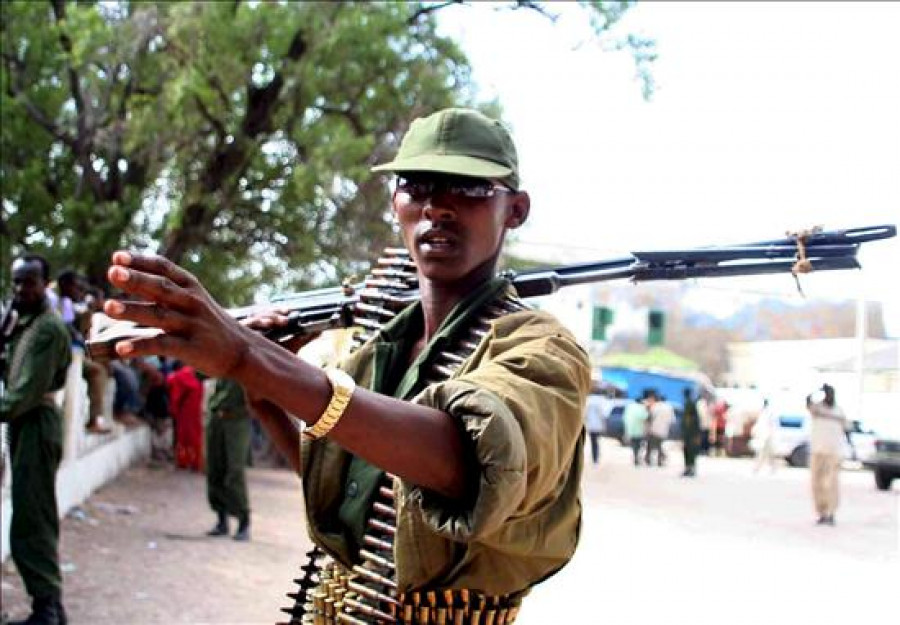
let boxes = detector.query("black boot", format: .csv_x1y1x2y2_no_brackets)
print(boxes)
206,511,228,537
8,596,66,625
233,513,250,542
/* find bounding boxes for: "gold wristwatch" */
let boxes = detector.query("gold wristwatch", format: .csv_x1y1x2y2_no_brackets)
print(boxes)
303,368,356,441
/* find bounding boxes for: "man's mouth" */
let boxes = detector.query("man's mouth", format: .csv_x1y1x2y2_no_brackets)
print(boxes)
418,229,459,251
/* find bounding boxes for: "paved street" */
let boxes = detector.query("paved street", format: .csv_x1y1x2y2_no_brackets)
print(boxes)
2,440,897,624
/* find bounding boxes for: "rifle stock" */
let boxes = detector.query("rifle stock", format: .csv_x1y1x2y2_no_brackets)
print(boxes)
86,223,896,362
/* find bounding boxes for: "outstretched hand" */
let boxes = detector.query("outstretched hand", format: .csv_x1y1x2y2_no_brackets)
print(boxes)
104,251,255,379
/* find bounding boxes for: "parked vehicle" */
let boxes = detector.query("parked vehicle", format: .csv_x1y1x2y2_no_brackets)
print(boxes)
600,400,631,443
749,406,876,468
863,433,900,491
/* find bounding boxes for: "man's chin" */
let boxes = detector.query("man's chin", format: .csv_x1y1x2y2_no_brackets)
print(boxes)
13,300,39,314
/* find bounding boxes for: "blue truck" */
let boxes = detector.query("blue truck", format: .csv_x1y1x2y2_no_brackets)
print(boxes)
598,366,713,442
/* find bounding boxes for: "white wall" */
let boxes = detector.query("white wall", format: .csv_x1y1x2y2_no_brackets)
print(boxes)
1,349,150,562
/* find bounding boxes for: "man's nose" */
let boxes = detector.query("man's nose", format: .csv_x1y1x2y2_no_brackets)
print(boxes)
422,197,457,222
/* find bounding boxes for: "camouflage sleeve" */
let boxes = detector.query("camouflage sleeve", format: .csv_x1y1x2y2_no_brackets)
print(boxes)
406,317,590,543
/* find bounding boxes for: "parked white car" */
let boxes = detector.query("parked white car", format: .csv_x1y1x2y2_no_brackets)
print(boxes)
749,405,876,468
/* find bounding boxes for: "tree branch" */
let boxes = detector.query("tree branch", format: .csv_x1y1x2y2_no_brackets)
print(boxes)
193,93,227,140
316,103,364,136
407,0,462,25
2,51,77,146
50,0,106,200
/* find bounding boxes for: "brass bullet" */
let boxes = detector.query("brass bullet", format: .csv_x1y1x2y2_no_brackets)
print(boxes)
360,548,395,570
363,533,393,552
367,517,397,536
351,565,397,590
343,596,395,622
347,580,401,607
336,613,368,625
372,502,397,518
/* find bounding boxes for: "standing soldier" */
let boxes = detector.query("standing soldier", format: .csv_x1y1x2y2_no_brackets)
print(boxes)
1,255,72,625
103,107,591,621
205,377,252,541
681,387,700,477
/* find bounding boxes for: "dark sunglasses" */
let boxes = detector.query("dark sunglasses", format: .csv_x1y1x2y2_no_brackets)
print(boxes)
395,175,513,202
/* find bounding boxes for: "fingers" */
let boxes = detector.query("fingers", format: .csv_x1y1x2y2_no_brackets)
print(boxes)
114,331,189,360
107,266,191,311
104,300,192,333
111,251,197,288
240,310,292,331
108,251,206,312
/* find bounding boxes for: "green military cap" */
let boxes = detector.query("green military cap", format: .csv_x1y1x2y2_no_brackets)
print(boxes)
372,107,520,190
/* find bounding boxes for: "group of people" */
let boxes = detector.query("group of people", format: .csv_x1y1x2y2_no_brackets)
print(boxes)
2,255,256,623
622,390,679,470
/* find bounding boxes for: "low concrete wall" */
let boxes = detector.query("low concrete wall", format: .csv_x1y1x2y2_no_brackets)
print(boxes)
1,349,151,561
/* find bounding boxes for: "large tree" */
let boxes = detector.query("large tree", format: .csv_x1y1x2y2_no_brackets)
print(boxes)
1,1,651,304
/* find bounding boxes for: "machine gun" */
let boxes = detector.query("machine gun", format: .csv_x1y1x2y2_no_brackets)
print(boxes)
86,223,896,362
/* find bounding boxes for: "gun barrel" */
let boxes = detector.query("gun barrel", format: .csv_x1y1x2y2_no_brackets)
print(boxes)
85,223,896,361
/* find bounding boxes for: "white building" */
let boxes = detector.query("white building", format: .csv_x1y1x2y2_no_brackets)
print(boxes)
725,338,899,433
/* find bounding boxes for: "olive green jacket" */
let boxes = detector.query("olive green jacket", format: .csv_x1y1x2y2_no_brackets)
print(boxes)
1,301,71,423
208,377,249,419
301,284,591,596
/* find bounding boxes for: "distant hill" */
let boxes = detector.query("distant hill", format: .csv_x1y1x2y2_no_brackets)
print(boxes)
597,282,886,384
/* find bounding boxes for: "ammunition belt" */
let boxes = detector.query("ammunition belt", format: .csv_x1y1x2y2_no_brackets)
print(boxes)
279,250,528,625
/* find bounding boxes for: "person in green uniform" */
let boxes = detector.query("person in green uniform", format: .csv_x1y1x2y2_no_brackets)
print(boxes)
103,107,591,622
1,255,72,625
205,377,252,541
681,387,701,477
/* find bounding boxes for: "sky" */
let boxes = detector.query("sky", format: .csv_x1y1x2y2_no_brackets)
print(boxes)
438,2,900,336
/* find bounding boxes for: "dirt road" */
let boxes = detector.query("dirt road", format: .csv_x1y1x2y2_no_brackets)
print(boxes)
2,441,897,624
1,463,309,624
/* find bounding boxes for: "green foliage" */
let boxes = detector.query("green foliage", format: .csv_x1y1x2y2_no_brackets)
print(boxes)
2,0,648,303
601,347,698,372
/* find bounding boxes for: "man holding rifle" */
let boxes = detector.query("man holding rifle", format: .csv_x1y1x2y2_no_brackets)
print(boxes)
102,108,591,622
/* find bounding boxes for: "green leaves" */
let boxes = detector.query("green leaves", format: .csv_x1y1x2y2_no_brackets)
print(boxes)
2,1,645,303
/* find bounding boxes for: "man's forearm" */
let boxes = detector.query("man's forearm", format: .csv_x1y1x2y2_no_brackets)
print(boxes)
251,400,302,475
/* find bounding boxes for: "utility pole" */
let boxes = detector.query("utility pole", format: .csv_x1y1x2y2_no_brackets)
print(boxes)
855,288,866,425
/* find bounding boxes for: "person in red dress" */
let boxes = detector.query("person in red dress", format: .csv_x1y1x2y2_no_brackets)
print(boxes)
166,360,204,471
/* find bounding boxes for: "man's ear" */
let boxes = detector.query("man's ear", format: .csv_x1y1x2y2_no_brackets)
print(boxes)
505,192,530,230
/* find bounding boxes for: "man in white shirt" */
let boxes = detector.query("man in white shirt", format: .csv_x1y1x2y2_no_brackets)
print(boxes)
646,393,675,467
807,384,850,526
752,399,779,473
584,390,605,466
